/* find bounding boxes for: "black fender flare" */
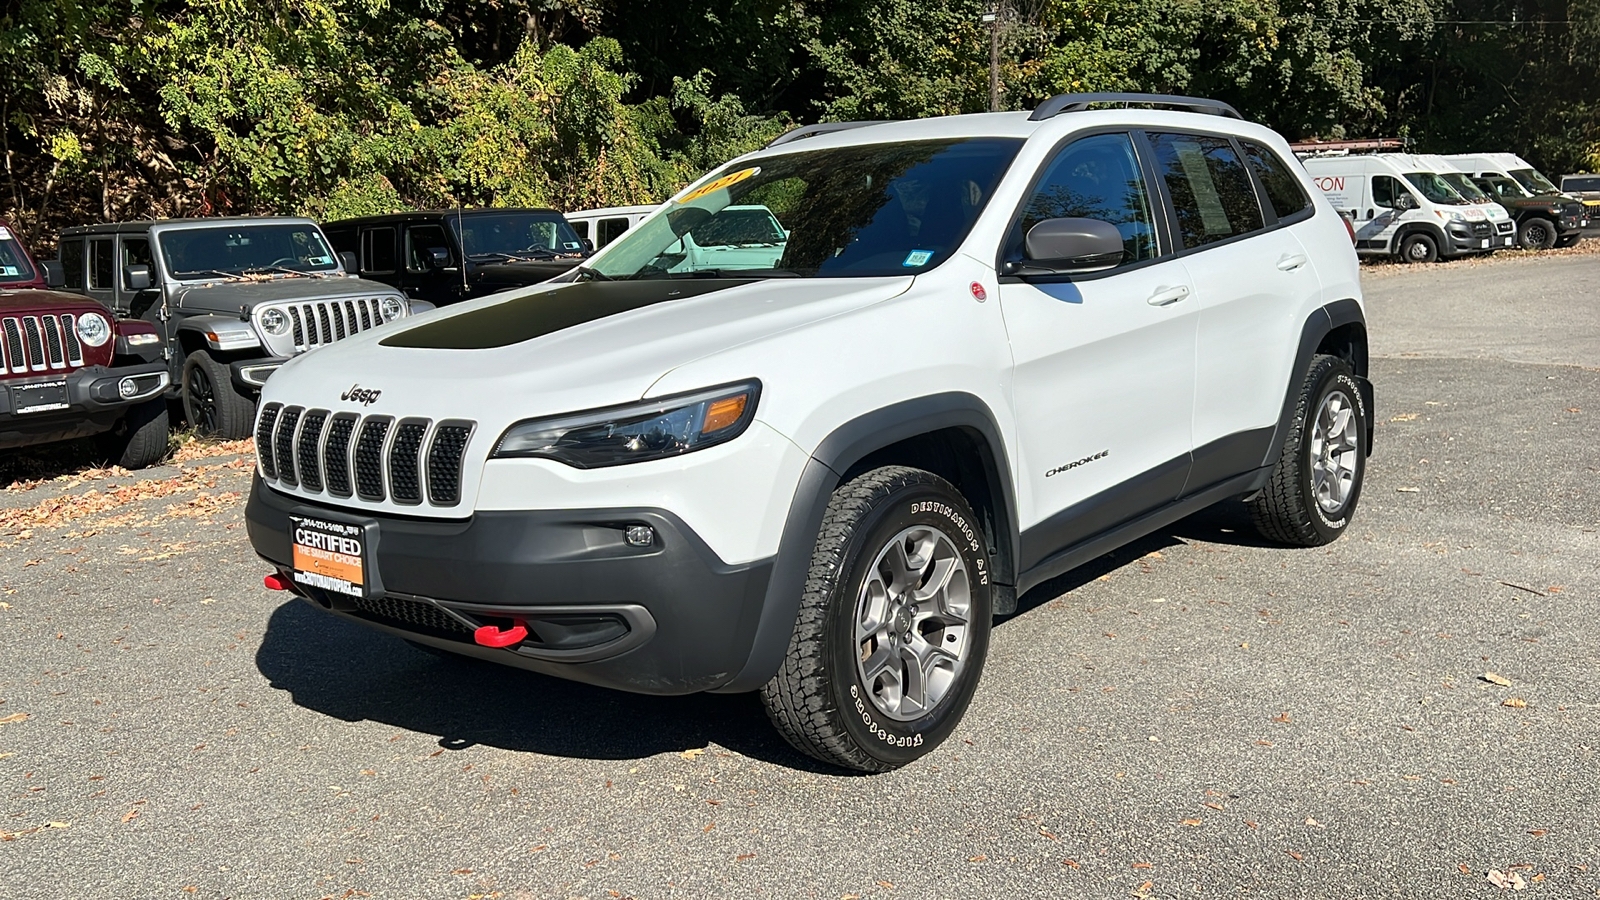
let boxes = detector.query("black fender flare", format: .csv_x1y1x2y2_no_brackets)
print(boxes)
712,392,1018,693
1393,221,1447,254
1259,299,1374,477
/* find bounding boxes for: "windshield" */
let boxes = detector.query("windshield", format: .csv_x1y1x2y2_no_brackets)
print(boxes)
1478,175,1531,200
1509,167,1560,195
1403,172,1469,205
587,137,1022,279
159,224,341,278
449,213,585,260
1439,172,1492,203
0,227,37,283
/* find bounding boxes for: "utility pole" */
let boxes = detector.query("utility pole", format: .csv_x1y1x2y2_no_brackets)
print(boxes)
982,5,1000,112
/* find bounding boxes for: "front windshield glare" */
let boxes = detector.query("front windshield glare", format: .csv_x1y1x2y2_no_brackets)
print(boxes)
451,213,585,260
1404,172,1468,205
1509,168,1560,194
1440,173,1491,203
161,225,340,278
588,137,1022,279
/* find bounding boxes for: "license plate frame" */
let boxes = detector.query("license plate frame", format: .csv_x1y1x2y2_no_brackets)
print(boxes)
12,380,69,415
290,514,371,598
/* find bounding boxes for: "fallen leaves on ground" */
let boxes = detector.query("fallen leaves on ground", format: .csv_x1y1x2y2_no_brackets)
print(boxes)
170,437,254,463
1503,697,1528,709
1487,869,1527,891
1481,672,1513,687
679,748,705,760
0,462,249,540
0,821,69,841
0,712,29,724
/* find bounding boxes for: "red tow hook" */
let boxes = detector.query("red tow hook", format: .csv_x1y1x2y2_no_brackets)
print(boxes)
263,573,292,591
474,623,528,648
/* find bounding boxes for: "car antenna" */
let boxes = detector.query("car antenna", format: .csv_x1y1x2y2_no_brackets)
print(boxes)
458,202,468,298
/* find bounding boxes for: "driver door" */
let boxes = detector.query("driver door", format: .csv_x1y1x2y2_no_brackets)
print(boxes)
998,132,1198,572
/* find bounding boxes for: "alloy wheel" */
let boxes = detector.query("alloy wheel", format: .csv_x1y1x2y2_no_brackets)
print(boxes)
1310,389,1360,514
853,525,972,721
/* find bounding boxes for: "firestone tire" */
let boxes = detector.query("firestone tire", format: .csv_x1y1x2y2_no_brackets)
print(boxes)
97,398,170,470
1250,354,1369,547
1398,232,1438,264
760,466,993,773
1518,217,1558,250
182,349,256,440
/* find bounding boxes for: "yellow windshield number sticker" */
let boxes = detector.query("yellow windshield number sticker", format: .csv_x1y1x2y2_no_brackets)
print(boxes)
681,167,759,203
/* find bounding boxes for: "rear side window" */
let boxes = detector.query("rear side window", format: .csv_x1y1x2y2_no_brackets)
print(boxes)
1242,141,1312,220
89,237,114,290
61,239,85,289
1147,133,1264,248
361,227,397,273
1011,132,1158,266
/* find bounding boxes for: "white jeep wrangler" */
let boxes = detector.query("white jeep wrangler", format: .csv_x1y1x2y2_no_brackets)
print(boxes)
246,93,1372,772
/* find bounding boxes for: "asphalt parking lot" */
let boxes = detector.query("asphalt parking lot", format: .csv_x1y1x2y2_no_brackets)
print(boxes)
2,251,1597,899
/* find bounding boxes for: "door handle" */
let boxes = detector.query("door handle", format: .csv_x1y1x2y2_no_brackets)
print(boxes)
1277,254,1308,272
1146,285,1191,307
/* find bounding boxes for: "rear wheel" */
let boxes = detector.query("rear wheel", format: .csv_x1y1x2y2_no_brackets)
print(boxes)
97,398,170,469
1518,217,1557,250
1250,354,1368,547
1398,232,1438,264
761,466,992,772
182,349,256,439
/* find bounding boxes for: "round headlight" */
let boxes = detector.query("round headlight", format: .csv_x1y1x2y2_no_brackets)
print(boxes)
379,296,406,322
260,308,289,335
76,312,111,347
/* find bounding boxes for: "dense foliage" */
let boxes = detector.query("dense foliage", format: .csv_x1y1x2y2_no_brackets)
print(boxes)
2,0,1596,246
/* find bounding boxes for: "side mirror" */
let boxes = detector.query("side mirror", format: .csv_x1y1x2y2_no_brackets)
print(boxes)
425,247,451,269
42,259,65,288
1392,193,1418,211
125,264,152,292
339,251,359,273
580,238,595,254
1015,217,1126,274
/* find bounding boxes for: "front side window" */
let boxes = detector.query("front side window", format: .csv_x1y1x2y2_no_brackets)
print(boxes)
1373,175,1406,208
597,217,631,248
1147,132,1264,248
1008,132,1156,267
587,137,1022,279
89,238,114,289
0,226,38,283
60,239,85,289
405,224,452,271
1404,172,1468,205
159,224,341,279
121,238,152,289
1241,141,1312,220
451,213,585,261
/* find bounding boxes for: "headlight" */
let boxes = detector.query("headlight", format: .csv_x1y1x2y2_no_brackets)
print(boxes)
76,312,111,347
259,308,289,335
1436,210,1465,223
492,380,761,468
379,296,406,322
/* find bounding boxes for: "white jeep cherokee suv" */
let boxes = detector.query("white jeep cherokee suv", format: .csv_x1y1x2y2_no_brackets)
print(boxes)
246,93,1372,772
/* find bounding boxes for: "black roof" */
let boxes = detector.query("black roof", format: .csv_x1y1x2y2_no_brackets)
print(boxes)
324,208,567,228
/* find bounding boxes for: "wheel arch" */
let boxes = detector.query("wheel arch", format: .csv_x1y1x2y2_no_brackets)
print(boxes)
713,392,1020,693
1393,222,1445,256
1261,299,1374,473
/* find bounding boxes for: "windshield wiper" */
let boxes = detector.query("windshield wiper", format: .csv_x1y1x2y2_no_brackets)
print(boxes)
184,269,250,282
244,265,326,278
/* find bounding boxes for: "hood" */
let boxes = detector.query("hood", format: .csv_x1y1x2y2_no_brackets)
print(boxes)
0,288,113,316
471,257,586,285
174,274,402,310
263,275,911,428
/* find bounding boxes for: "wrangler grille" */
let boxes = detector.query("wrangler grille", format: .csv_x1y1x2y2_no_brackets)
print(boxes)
1,314,88,374
255,404,473,508
278,297,392,352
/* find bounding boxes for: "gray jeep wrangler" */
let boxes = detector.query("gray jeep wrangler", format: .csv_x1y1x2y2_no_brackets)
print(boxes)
50,217,426,439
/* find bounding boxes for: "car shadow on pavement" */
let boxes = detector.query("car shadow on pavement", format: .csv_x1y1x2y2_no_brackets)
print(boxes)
255,599,842,773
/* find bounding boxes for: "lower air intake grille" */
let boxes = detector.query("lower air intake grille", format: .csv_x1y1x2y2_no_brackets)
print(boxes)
353,594,472,637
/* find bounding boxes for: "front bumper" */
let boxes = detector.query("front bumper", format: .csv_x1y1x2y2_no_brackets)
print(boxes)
245,478,775,695
0,362,168,450
1443,221,1500,254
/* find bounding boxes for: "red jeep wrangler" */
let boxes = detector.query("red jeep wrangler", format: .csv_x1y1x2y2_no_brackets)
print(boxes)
0,221,170,469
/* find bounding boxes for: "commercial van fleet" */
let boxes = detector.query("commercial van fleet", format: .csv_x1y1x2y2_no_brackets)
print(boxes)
1443,152,1588,248
1301,154,1509,262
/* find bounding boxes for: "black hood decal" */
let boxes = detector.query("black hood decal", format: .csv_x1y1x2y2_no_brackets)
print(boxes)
379,278,757,350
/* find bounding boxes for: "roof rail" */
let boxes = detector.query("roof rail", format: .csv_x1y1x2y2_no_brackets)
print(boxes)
1028,92,1242,122
1287,138,1407,156
765,121,892,149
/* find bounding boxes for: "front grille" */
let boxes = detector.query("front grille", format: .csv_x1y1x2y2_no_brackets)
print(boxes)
1497,221,1515,234
352,594,472,638
1470,222,1492,237
273,297,392,352
1,314,86,373
257,407,474,508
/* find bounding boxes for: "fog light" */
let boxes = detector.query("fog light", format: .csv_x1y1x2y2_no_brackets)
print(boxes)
625,525,655,548
118,377,138,398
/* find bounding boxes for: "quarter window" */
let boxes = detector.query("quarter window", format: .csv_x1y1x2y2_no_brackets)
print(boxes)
1147,133,1264,248
1010,132,1157,267
1242,141,1312,221
89,238,114,290
361,227,397,273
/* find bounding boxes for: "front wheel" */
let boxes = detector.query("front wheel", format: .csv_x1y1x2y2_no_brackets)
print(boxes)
761,466,993,772
1398,232,1438,264
1519,217,1557,250
182,349,256,439
1250,354,1369,547
97,398,170,469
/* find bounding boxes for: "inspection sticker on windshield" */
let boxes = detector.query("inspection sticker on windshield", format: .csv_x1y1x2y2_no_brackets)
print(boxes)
902,249,934,267
290,515,366,597
0,266,16,277
681,167,760,203
307,256,332,265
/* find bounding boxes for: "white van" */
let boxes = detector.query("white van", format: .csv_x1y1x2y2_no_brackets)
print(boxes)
564,205,659,250
1413,153,1518,246
1301,154,1501,262
1443,152,1589,248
